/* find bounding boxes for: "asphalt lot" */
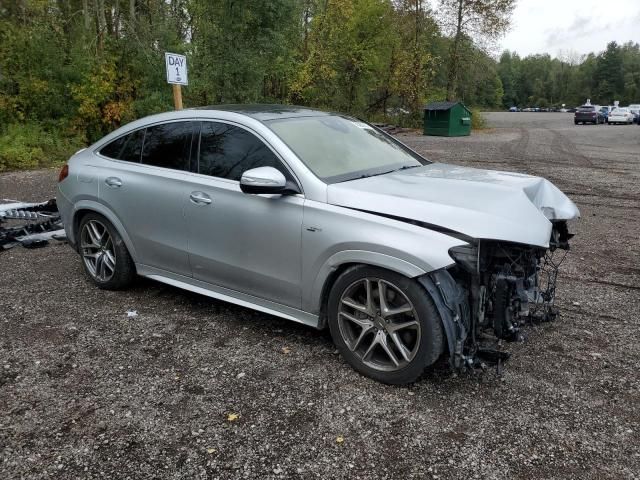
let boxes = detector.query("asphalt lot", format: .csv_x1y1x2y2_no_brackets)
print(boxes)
1,112,639,479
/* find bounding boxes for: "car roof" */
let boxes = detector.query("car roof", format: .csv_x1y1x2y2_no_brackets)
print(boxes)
191,104,335,121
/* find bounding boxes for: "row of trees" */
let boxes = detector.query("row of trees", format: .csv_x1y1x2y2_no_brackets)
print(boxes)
499,41,640,108
0,0,512,170
2,1,640,171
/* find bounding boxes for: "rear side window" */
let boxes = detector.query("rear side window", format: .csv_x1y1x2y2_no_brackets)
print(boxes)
99,129,145,162
141,121,198,171
198,122,290,181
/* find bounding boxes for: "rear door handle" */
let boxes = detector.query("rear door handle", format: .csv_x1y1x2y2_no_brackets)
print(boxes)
189,191,212,205
105,177,122,188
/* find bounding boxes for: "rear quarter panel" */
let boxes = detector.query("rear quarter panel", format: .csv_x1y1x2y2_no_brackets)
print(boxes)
57,151,140,262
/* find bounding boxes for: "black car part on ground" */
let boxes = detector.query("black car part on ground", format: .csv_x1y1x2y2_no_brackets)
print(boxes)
422,220,572,371
0,199,65,250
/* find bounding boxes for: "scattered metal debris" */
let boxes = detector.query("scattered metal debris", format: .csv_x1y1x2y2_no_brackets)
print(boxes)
372,123,414,135
0,199,66,251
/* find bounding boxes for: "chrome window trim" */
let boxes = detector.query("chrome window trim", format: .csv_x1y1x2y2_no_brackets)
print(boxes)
94,117,305,196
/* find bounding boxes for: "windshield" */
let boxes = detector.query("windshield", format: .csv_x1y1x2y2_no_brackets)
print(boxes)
266,115,428,183
613,108,629,113
578,106,595,112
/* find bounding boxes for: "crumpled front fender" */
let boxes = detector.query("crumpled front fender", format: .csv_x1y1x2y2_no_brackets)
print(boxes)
418,269,470,369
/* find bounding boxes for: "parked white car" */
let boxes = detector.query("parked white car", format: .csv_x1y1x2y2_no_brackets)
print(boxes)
608,107,634,125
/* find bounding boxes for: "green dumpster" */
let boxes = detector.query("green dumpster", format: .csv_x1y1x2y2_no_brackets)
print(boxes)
423,101,472,137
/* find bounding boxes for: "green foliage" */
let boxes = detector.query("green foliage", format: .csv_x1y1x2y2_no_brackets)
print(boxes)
470,108,486,130
3,1,636,171
189,0,301,105
498,42,640,108
0,123,83,172
438,0,516,100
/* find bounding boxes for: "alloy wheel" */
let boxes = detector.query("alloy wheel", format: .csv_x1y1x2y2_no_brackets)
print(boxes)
80,219,116,282
338,278,421,372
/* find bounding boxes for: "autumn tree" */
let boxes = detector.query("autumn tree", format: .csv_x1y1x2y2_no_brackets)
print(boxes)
438,0,515,100
290,0,399,114
2,0,639,172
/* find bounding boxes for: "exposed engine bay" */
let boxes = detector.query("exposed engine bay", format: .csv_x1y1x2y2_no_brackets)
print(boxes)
421,220,574,371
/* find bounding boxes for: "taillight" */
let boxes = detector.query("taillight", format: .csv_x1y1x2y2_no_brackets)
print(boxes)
58,164,69,182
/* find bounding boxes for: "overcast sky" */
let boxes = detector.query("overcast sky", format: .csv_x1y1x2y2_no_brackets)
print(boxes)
499,0,640,58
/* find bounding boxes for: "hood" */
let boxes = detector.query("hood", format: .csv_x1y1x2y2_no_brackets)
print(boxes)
327,163,580,248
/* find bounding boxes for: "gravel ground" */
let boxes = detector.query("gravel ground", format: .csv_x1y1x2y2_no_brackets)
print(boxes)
1,112,639,479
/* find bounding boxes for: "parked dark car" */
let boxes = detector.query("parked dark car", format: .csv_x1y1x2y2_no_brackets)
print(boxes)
599,106,612,123
574,105,605,125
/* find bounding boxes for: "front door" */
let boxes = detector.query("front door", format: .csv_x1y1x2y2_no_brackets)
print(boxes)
186,121,304,308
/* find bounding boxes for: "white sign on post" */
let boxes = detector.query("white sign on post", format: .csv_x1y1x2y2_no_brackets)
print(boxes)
165,53,188,85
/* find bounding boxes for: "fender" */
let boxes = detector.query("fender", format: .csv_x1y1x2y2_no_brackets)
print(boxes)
307,249,426,315
70,199,139,263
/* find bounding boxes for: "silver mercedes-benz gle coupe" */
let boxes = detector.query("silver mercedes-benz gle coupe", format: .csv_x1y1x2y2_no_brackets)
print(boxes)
57,105,579,384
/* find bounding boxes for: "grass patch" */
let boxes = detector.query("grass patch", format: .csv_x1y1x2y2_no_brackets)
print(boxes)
0,122,84,172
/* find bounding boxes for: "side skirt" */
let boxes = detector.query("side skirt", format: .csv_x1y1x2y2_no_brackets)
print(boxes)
136,264,320,329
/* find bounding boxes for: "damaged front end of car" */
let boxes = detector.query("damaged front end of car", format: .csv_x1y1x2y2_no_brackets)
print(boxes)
419,220,574,371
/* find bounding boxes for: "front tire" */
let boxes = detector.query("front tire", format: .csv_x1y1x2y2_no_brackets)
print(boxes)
78,213,136,290
327,266,444,385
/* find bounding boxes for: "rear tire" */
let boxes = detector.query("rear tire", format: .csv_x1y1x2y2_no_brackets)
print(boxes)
78,213,136,290
327,265,444,385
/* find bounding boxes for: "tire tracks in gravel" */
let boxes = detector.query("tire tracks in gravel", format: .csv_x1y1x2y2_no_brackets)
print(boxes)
548,127,594,168
496,124,640,209
500,127,531,170
544,126,640,204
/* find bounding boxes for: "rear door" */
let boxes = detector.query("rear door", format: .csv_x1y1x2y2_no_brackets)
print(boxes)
185,120,304,308
97,120,199,277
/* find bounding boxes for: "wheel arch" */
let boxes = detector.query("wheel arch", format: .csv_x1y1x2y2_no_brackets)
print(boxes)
71,201,139,263
315,258,469,371
312,250,428,329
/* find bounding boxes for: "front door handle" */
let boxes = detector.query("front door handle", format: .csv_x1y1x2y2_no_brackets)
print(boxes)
105,177,122,188
189,191,212,205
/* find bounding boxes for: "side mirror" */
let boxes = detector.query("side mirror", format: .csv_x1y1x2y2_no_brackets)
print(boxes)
239,167,299,195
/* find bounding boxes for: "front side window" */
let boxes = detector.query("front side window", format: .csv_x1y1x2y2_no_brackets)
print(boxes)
266,115,427,183
99,129,145,162
198,122,290,181
141,121,198,171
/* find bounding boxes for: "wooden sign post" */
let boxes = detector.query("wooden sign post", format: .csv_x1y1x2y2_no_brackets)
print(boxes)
172,84,183,110
165,52,188,110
